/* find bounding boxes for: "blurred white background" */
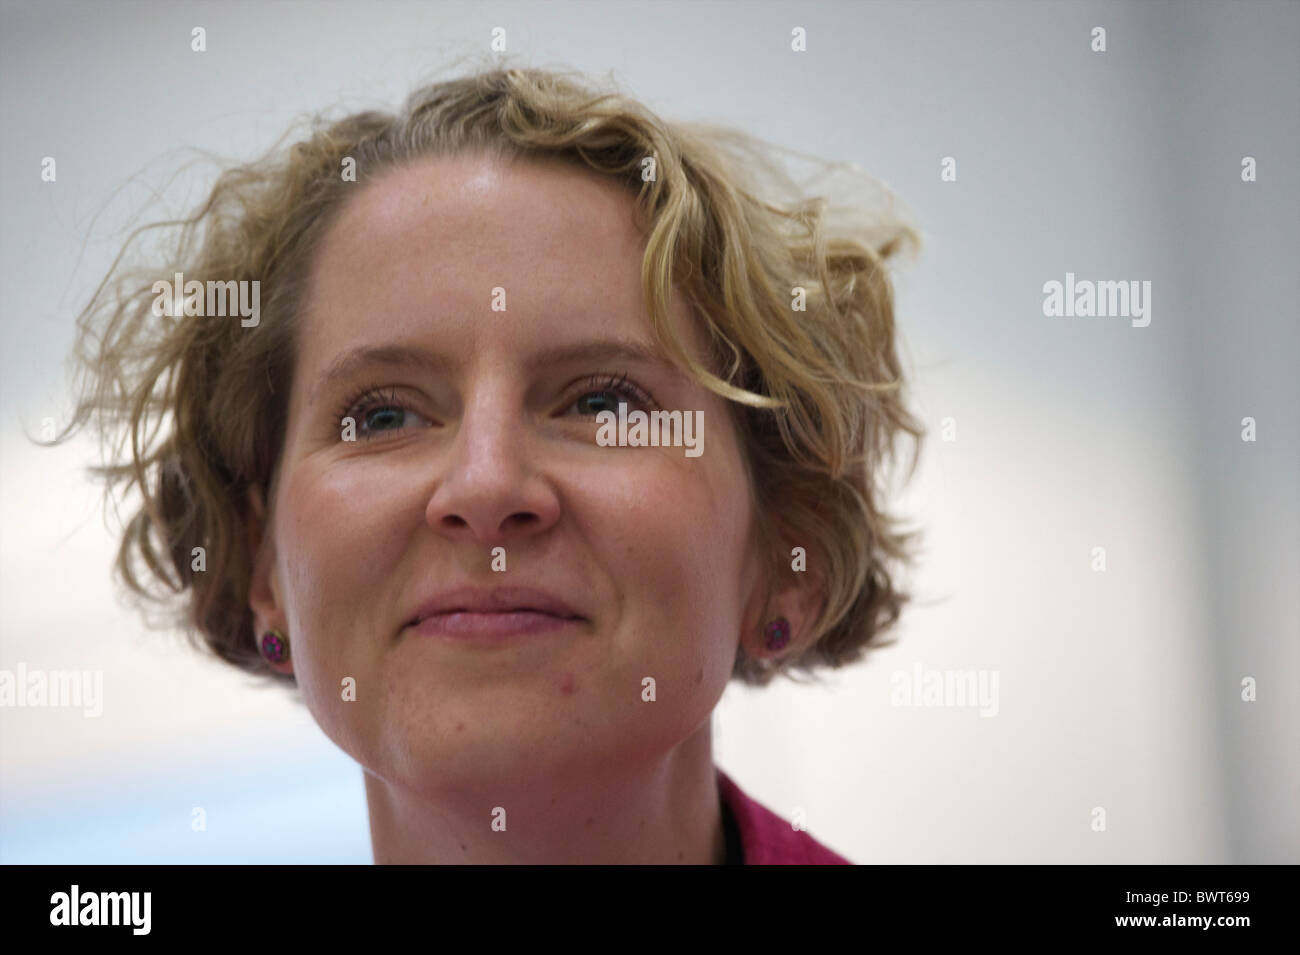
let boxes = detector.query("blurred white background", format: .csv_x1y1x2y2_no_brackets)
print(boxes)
1,0,1296,863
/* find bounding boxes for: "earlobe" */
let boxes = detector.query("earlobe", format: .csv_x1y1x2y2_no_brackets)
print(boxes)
746,559,826,662
761,616,792,652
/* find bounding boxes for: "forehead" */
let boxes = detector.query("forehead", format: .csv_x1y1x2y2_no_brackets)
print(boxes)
301,153,652,339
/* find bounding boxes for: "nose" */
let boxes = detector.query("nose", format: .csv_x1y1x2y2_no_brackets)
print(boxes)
423,380,561,547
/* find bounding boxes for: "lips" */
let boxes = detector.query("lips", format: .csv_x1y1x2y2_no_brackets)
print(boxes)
405,586,586,629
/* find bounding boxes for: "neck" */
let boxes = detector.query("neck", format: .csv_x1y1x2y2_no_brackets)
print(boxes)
364,719,726,864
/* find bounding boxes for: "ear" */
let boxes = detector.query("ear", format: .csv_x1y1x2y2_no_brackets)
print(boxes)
246,485,293,675
739,540,826,664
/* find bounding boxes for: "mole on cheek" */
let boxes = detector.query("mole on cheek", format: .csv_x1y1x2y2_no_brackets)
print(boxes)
559,673,577,696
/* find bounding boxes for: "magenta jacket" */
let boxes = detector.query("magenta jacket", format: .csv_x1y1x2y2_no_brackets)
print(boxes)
716,767,853,865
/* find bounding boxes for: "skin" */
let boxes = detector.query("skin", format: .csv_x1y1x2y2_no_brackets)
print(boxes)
247,153,821,864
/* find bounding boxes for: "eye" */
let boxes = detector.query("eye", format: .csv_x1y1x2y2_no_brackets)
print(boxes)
337,386,433,440
568,372,656,418
360,405,410,433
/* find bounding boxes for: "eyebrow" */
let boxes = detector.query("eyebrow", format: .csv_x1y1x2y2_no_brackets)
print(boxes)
310,338,682,405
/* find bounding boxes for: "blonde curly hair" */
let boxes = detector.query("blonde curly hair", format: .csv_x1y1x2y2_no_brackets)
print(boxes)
58,63,926,689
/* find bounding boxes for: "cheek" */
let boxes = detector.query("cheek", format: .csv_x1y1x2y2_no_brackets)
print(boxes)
274,456,422,676
582,440,752,687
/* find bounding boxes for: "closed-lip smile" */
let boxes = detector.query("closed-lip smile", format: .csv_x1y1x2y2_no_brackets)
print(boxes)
406,586,586,630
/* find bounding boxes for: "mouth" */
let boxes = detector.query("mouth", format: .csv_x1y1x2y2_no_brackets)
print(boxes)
404,587,587,641
406,609,585,640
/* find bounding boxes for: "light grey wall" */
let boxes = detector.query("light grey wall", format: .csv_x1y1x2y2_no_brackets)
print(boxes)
1,0,1295,862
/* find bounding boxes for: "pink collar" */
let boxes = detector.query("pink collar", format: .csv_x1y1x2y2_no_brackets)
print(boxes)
716,767,853,865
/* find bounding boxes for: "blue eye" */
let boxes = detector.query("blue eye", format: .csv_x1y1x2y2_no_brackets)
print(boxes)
574,392,621,416
338,386,430,440
362,406,407,433
571,373,655,417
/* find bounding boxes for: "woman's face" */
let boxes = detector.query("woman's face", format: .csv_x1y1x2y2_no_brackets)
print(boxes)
253,153,765,794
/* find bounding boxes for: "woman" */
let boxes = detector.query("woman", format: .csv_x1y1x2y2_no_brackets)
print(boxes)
61,66,925,864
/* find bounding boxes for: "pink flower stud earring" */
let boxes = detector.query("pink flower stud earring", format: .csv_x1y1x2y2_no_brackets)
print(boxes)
259,629,290,664
763,617,790,652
